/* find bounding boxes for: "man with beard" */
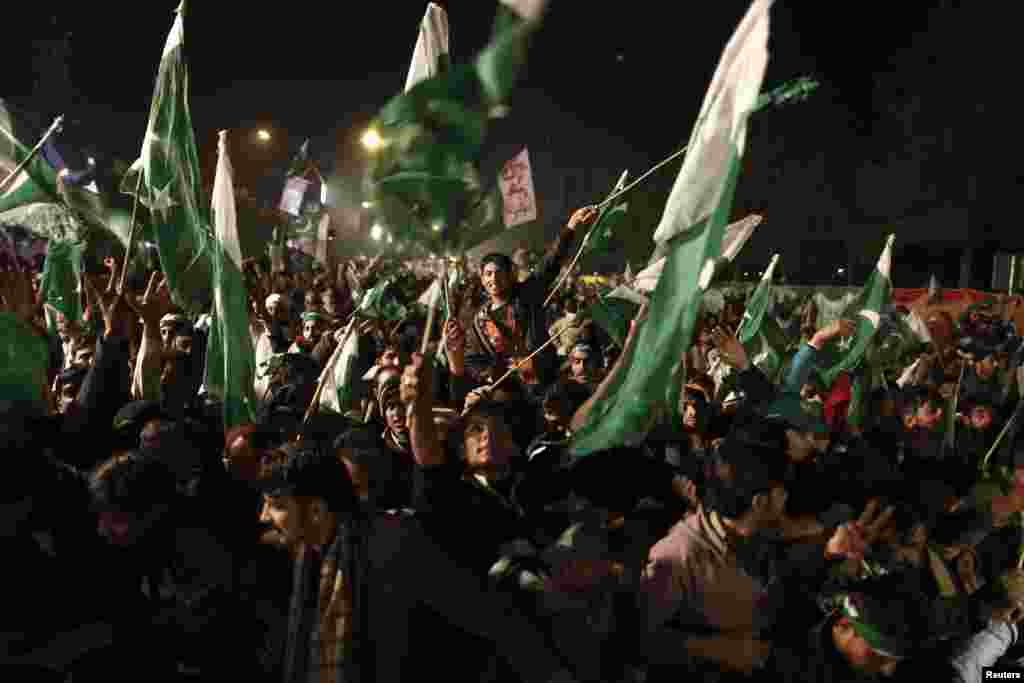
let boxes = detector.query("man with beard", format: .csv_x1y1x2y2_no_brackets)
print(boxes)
465,206,598,387
638,424,895,679
260,441,577,683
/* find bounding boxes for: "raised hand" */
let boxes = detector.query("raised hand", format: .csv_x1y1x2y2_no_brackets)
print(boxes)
567,205,600,232
711,325,750,371
400,352,432,408
84,272,135,339
128,271,173,324
825,499,895,563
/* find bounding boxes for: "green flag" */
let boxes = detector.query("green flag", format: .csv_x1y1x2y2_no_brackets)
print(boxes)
737,253,780,345
320,321,361,415
204,131,256,430
584,290,638,350
121,1,211,313
570,0,772,457
0,103,61,213
365,1,547,254
580,170,629,257
39,238,83,333
0,313,50,405
819,235,895,387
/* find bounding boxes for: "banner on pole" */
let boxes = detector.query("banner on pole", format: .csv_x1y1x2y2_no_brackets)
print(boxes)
498,148,537,228
279,176,311,216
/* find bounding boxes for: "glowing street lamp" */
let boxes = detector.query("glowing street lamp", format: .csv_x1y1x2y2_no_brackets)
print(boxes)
432,222,442,232
362,201,373,209
370,223,383,241
386,233,394,245
256,129,272,142
361,128,384,151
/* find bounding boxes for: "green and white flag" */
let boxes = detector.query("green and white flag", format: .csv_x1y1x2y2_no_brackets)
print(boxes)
737,254,782,378
320,321,361,415
570,0,772,457
631,213,763,293
367,0,547,254
205,130,256,430
819,234,895,387
0,101,60,213
580,170,629,258
737,253,780,345
121,1,211,312
405,3,451,92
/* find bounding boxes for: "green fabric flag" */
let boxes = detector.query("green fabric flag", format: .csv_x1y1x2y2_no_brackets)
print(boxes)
0,102,60,213
580,170,629,257
584,290,638,350
0,313,50,405
569,0,772,457
359,279,407,322
320,321,361,415
121,1,211,313
365,1,546,254
819,235,895,387
39,238,83,333
737,253,780,346
204,131,256,430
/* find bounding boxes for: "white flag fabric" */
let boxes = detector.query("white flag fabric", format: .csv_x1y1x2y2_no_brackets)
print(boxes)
405,3,450,92
499,148,538,227
279,176,310,216
634,214,764,293
651,0,771,245
315,212,331,269
320,323,361,415
207,130,256,428
500,0,546,20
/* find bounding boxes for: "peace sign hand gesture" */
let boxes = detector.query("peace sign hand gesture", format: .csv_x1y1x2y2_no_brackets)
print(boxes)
825,499,895,563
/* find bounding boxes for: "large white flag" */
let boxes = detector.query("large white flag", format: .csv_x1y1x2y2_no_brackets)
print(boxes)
206,130,256,429
652,0,770,246
499,147,538,227
405,3,450,92
629,214,763,295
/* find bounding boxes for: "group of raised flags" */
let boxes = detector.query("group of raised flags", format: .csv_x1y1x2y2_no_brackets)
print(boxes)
2,0,900,449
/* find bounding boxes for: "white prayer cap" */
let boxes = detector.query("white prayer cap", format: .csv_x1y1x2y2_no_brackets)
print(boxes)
266,293,285,309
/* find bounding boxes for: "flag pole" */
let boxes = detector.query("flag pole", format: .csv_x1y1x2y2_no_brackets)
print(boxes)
0,115,64,195
544,169,630,308
118,173,144,294
487,322,579,392
301,314,358,428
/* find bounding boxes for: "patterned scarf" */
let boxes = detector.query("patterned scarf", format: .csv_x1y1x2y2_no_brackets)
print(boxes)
283,521,364,683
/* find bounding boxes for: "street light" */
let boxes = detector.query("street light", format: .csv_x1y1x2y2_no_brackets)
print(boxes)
256,129,272,142
386,233,394,245
370,223,383,241
361,128,384,151
432,222,442,232
362,201,373,209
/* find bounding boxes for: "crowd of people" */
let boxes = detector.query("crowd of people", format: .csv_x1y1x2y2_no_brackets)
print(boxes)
6,203,1024,683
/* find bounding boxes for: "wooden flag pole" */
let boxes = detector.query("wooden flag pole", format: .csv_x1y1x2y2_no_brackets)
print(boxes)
0,115,64,195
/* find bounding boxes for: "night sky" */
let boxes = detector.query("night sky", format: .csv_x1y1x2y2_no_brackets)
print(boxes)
7,1,1004,287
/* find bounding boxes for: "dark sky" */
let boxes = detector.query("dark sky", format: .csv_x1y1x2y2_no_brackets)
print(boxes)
12,1,931,154
11,1,1000,286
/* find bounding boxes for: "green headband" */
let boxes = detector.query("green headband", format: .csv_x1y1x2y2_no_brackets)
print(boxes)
301,312,325,323
840,595,907,659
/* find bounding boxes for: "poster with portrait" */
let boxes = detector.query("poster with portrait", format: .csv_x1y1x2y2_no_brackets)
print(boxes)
498,148,537,228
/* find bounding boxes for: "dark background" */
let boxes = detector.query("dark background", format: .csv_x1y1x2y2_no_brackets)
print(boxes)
5,1,1010,288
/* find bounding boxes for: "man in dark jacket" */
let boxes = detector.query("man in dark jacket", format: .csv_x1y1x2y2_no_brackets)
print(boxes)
465,206,597,388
